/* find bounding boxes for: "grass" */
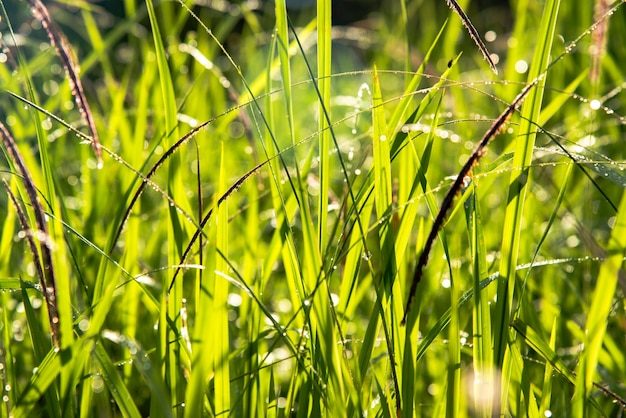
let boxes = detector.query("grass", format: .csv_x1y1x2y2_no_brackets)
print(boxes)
1,0,626,416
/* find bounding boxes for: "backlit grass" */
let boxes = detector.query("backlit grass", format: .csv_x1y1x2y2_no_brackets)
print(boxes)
1,0,626,416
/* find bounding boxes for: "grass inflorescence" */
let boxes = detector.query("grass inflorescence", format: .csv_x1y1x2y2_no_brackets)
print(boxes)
1,0,626,417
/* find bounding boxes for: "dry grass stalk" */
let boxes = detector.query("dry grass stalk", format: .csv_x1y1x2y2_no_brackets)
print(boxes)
401,80,538,325
445,0,498,74
0,122,60,347
28,0,103,167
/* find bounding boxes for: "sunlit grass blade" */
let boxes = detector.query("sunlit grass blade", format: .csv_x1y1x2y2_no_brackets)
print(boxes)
464,179,493,417
494,0,560,409
370,66,404,416
144,0,192,413
371,63,396,307
213,140,232,415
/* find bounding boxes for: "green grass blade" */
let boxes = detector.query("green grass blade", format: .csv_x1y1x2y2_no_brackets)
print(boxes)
464,180,493,417
317,0,332,249
93,342,142,418
145,1,192,413
573,187,626,416
494,0,561,408
213,140,232,415
21,286,61,418
12,338,89,418
539,318,557,415
371,66,393,231
512,319,606,415
1,1,625,417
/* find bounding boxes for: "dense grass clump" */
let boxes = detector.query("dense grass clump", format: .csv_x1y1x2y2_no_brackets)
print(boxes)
1,0,626,416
